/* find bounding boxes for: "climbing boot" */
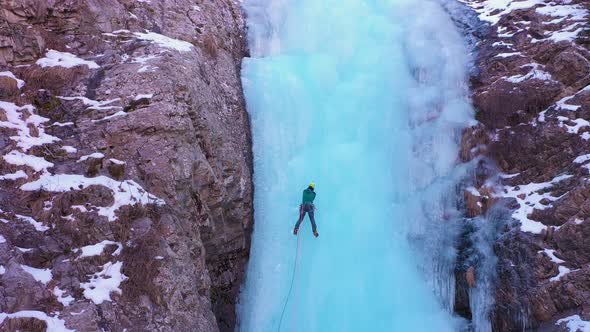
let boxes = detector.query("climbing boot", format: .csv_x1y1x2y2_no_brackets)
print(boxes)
313,230,319,237
293,228,298,235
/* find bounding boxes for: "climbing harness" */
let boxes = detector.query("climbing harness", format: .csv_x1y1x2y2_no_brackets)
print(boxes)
278,231,302,332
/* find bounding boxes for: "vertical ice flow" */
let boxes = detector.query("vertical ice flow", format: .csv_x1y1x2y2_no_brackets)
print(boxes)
238,0,475,331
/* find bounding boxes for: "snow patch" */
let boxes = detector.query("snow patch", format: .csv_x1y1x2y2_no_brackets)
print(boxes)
500,172,520,179
0,71,25,88
0,101,60,151
466,186,481,196
134,93,153,100
21,265,52,284
131,54,159,64
540,248,565,264
492,41,513,48
550,265,577,282
557,116,590,136
134,32,193,52
77,240,123,258
555,94,582,111
77,152,105,162
36,50,99,69
81,261,128,304
536,4,587,22
0,170,27,181
556,315,590,332
504,64,553,83
58,96,120,111
52,286,74,306
574,154,590,164
16,214,49,232
495,52,523,58
92,111,127,122
20,174,164,221
61,146,77,153
546,26,585,43
49,121,74,127
459,0,545,25
501,174,572,233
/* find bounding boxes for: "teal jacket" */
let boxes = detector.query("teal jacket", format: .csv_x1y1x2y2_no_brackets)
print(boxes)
302,187,316,204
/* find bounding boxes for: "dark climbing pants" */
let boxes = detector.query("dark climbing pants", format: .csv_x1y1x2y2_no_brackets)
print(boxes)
294,203,316,233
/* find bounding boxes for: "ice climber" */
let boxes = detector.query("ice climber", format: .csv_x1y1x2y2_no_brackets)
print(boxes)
293,182,319,237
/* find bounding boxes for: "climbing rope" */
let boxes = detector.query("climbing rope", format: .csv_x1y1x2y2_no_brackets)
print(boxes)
278,231,302,332
292,232,301,332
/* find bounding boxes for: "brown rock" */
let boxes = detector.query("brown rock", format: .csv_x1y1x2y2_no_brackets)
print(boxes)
0,0,253,331
80,154,104,177
0,75,19,98
106,159,125,179
27,122,39,137
464,189,483,217
461,0,590,329
0,317,47,332
547,49,590,87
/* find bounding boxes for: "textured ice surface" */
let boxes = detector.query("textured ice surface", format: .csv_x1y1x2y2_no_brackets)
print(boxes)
238,0,473,331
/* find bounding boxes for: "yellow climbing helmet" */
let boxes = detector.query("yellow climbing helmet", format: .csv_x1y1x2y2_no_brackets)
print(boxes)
309,182,315,189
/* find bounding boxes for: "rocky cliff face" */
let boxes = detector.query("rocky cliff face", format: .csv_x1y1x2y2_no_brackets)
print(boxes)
458,0,590,330
0,1,252,331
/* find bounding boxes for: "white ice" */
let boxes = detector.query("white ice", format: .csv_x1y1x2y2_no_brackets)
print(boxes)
238,0,474,331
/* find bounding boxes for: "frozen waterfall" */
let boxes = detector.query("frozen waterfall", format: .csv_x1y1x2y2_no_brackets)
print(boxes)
237,0,476,331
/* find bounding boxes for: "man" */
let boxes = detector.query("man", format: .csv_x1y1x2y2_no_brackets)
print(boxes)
293,182,319,237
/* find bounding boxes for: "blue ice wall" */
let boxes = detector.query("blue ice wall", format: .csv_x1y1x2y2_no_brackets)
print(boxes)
237,0,474,331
